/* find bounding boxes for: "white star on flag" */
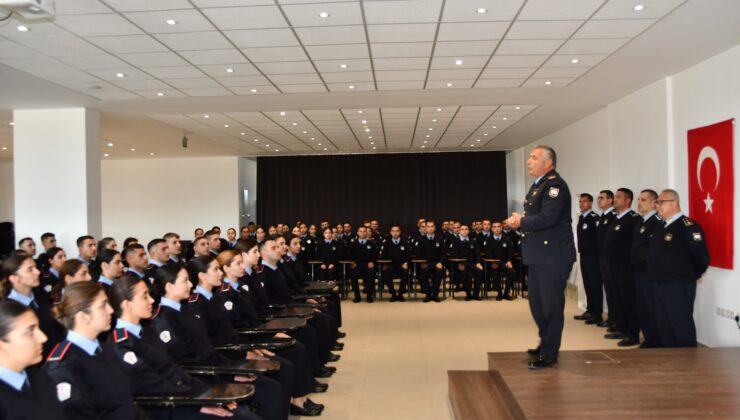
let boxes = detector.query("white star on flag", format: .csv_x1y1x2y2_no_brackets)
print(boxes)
703,193,714,213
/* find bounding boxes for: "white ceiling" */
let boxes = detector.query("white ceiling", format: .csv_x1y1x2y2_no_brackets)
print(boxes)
0,0,739,161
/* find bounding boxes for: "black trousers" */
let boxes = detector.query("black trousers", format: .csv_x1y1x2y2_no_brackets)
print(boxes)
324,293,342,327
527,263,573,360
454,261,483,297
380,262,408,295
316,265,337,281
253,375,289,420
309,312,339,365
291,324,321,375
487,261,514,296
418,263,444,297
600,256,620,325
610,262,638,340
654,281,697,348
579,253,603,317
276,340,315,397
635,272,659,347
350,263,375,297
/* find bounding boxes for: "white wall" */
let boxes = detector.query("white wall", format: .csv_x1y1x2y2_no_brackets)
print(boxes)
505,148,525,214
238,157,257,228
509,43,740,347
101,156,240,245
0,162,13,222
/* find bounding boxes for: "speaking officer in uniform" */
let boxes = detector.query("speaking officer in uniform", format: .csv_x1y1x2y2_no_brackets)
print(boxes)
348,227,378,303
602,188,641,347
649,189,709,348
575,193,602,323
378,224,411,302
631,189,661,348
596,190,617,329
505,145,575,369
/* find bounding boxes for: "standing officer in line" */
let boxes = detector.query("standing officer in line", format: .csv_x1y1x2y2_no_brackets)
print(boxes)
574,193,602,324
596,190,617,329
505,145,575,369
648,189,709,348
631,189,661,348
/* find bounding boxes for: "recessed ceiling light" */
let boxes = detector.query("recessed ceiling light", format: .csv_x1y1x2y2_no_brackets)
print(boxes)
571,58,579,64
319,12,330,18
203,114,210,118
156,92,165,97
423,140,428,144
515,106,521,110
324,147,328,151
302,130,308,134
361,120,367,124
365,128,370,132
476,139,481,142
107,142,113,147
250,89,258,93
421,145,426,148
310,137,315,140
280,111,286,116
483,133,488,136
545,80,552,85
130,148,136,152
115,72,125,78
502,117,508,120
634,4,644,11
372,146,376,150
348,85,355,89
357,110,363,114
436,108,442,112
274,149,278,152
428,128,433,131
446,82,453,87
492,126,497,129
224,124,229,128
254,139,259,142
17,25,29,32
368,136,373,139
150,152,155,156
103,153,108,157
9,122,14,126
455,59,463,65
265,144,270,147
226,68,234,73
476,8,487,14
292,122,297,126
318,143,322,146
425,134,430,138
240,132,246,136
166,19,177,25
432,119,437,122
470,144,475,147
370,141,374,145
340,64,347,69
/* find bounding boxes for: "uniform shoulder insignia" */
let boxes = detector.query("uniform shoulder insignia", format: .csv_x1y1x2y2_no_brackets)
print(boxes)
188,292,200,303
220,282,230,292
682,217,694,226
47,340,73,362
146,264,155,270
113,328,129,343
547,175,557,180
152,305,162,319
256,265,265,273
630,210,640,217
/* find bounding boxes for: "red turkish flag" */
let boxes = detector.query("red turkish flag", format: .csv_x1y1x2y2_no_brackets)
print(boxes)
687,119,734,269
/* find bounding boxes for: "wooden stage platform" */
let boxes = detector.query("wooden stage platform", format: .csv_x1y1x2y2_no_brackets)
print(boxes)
449,347,740,419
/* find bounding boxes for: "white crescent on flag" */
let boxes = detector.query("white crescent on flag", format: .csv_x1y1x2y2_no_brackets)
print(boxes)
697,146,720,192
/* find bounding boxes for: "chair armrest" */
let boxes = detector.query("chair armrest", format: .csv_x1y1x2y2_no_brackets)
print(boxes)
181,359,280,376
134,383,255,408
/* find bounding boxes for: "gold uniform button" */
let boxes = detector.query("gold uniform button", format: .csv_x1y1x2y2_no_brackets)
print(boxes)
544,241,548,245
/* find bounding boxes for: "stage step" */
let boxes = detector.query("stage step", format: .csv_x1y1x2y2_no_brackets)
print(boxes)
448,370,526,420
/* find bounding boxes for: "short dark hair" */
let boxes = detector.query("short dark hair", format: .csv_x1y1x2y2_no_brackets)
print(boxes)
18,237,33,247
40,232,55,241
599,190,614,200
123,237,138,248
163,232,179,241
204,230,218,239
641,189,658,201
147,238,166,253
617,187,633,202
534,145,557,167
76,235,94,248
123,244,145,260
235,238,258,254
580,193,594,202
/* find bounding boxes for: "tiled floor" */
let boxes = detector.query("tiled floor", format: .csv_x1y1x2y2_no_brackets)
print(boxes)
308,293,621,420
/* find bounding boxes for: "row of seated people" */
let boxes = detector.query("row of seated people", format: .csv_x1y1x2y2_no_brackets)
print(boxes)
0,235,345,420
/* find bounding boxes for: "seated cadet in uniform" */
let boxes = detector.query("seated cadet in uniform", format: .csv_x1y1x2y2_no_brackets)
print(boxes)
164,232,185,268
192,236,211,259
236,240,337,379
40,246,66,296
450,225,484,301
0,300,67,420
149,266,288,420
268,226,278,236
308,225,318,241
226,228,238,249
96,237,117,255
95,249,124,290
315,227,341,281
203,230,221,257
415,220,446,303
122,244,150,282
255,227,267,246
145,238,170,281
17,237,36,260
485,222,515,301
215,251,324,417
477,219,492,249
378,224,411,302
75,235,98,271
36,232,57,273
108,276,262,420
44,281,149,419
184,228,203,261
2,254,65,358
291,226,300,236
51,259,92,303
124,237,140,249
240,225,251,241
348,227,378,303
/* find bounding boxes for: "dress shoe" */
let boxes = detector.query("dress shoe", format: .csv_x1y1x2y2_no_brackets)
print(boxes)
474,295,483,301
528,356,557,369
606,326,617,333
353,296,361,303
397,294,406,302
337,331,346,338
306,398,325,411
389,295,398,302
367,296,374,303
313,382,329,393
332,343,344,351
574,311,592,321
596,320,611,328
604,332,625,340
323,365,337,373
585,316,603,325
502,294,514,301
315,367,334,378
423,296,432,303
496,294,503,301
464,295,472,301
290,403,321,416
526,346,541,356
328,353,340,362
617,337,640,347
433,297,442,302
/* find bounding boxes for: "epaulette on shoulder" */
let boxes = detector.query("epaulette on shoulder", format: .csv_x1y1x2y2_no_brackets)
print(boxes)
589,212,599,218
630,210,640,218
146,264,155,270
682,216,694,226
547,175,557,180
152,305,162,319
46,340,72,362
188,292,201,303
113,328,129,343
256,265,265,274
220,282,230,292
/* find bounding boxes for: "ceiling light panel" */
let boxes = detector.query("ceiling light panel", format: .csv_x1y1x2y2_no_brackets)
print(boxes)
224,28,299,48
200,6,288,30
363,0,443,24
517,0,606,20
367,24,437,43
154,32,233,51
506,20,583,40
437,22,509,41
371,42,433,58
242,46,309,62
55,14,144,37
294,26,367,45
281,2,363,27
86,35,169,54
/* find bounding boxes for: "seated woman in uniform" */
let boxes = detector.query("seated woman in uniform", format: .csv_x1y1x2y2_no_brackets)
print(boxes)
95,249,124,289
268,226,278,236
0,300,67,419
96,237,118,255
43,281,149,419
255,227,267,246
314,228,341,281
40,246,66,296
107,275,261,420
149,265,289,420
51,259,92,303
1,254,65,357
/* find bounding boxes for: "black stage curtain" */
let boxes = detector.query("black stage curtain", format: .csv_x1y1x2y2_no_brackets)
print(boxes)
256,151,507,233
